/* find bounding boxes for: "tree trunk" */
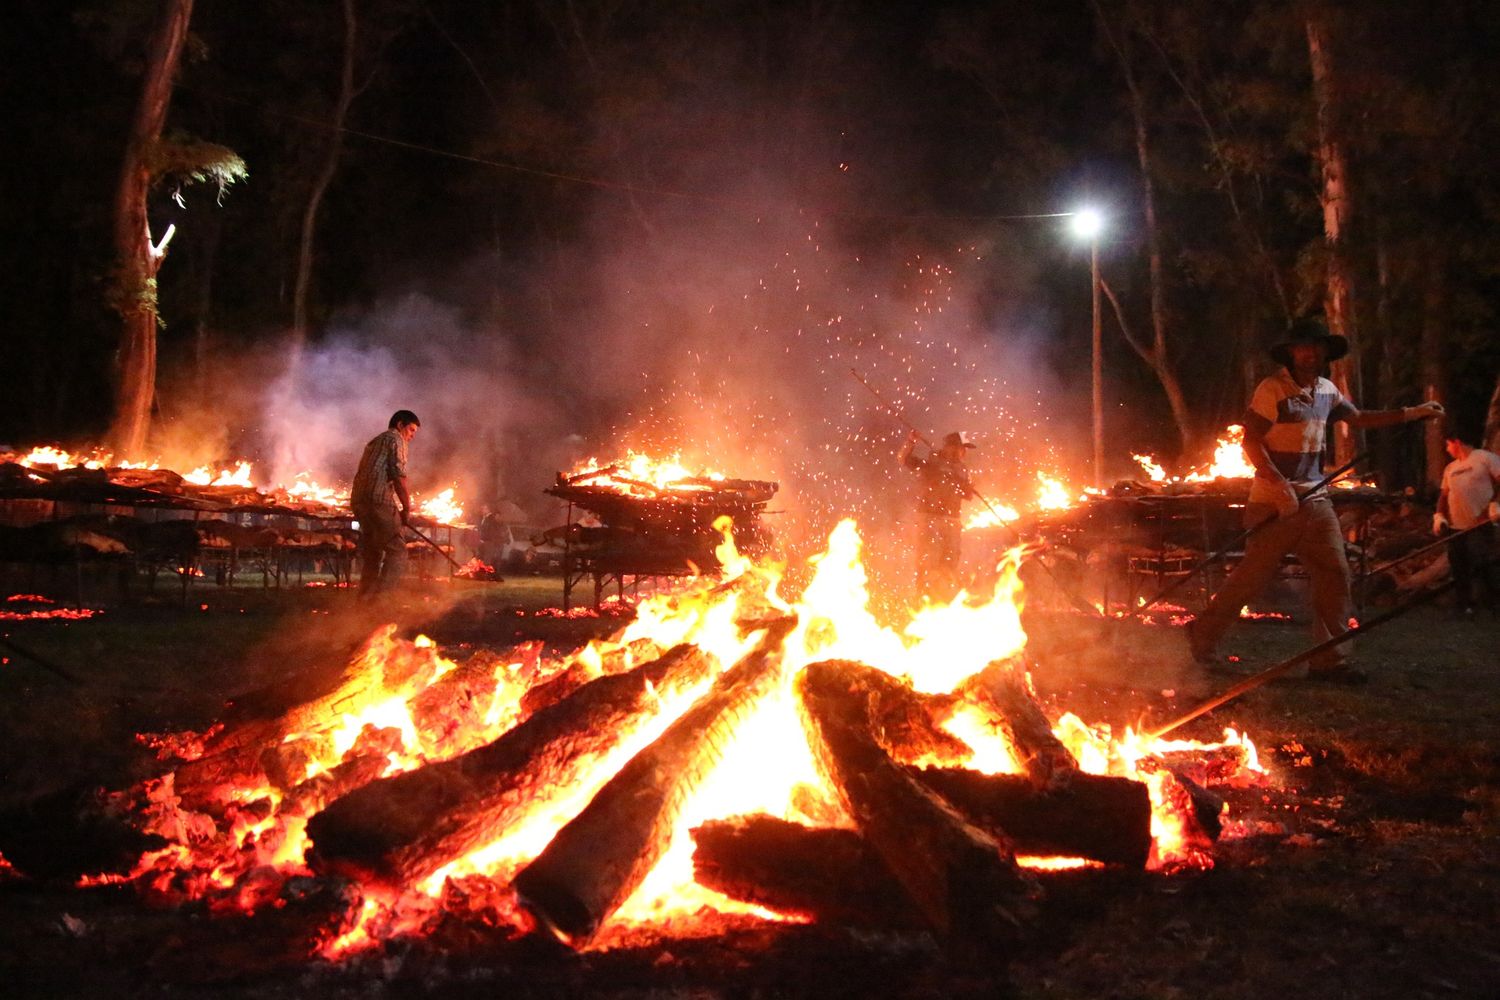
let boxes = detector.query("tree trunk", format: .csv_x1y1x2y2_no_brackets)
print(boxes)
110,0,194,458
1373,231,1399,488
290,0,358,362
796,659,1035,943
1094,2,1192,455
1306,11,1362,466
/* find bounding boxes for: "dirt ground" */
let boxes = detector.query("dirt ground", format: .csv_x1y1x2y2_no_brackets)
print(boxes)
0,573,1496,999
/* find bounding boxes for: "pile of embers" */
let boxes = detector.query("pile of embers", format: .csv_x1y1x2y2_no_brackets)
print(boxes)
55,523,1263,961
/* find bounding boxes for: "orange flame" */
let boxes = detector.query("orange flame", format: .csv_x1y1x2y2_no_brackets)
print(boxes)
416,487,464,525
1034,473,1074,511
100,516,1266,950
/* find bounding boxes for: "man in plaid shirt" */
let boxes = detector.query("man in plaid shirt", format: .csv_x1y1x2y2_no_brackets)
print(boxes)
352,409,420,597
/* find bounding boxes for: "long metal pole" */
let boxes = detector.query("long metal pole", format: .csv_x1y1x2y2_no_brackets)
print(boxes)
1361,516,1494,581
1091,238,1103,488
1122,451,1368,619
1148,572,1459,739
407,523,465,573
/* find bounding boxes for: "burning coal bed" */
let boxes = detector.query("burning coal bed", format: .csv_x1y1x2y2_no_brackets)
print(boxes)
78,519,1265,963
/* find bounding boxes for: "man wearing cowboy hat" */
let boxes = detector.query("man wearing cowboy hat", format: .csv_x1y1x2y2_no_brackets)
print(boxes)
899,429,977,600
1187,319,1443,681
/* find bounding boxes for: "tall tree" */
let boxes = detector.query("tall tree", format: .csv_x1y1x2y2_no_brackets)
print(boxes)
289,0,358,361
1094,1,1193,453
109,0,194,456
108,0,243,456
1304,7,1361,465
286,0,409,359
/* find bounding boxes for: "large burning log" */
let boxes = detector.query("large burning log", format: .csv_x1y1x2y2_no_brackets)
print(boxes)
690,814,919,929
912,767,1152,868
795,659,1036,942
305,643,719,886
962,660,1079,788
511,619,796,945
172,626,455,812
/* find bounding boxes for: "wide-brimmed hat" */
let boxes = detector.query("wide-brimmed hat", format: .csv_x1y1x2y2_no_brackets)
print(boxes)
1271,318,1348,368
942,431,977,449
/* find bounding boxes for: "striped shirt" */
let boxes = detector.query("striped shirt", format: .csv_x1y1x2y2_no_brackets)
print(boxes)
1243,369,1354,503
352,429,408,512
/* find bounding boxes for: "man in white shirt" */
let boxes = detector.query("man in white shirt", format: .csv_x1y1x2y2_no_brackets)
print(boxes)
1434,427,1500,613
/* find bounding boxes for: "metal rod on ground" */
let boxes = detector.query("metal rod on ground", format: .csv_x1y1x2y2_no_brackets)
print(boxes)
848,367,1104,619
407,523,465,573
0,633,85,686
1360,517,1495,582
1147,574,1462,740
1124,452,1369,620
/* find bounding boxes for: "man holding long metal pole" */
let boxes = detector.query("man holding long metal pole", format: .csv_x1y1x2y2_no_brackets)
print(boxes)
1186,321,1443,681
898,429,977,600
352,409,421,599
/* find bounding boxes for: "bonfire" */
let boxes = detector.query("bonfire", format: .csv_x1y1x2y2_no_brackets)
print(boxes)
93,516,1264,958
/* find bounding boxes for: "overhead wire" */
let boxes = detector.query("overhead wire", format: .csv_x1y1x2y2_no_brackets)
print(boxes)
182,84,1079,225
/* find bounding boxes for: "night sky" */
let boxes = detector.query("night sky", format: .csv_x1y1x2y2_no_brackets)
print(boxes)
6,0,1500,538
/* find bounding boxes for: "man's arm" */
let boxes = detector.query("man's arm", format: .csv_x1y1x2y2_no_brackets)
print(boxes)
394,477,412,525
1341,401,1444,429
897,431,920,469
387,435,413,525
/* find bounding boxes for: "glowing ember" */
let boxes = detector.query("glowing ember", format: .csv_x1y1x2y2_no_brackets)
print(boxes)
1,594,100,621
454,557,496,579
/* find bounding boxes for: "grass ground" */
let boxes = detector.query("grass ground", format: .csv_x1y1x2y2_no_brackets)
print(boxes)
0,573,1496,998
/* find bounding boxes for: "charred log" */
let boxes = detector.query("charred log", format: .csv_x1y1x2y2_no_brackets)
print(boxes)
912,767,1152,868
796,659,1036,942
845,665,971,766
511,620,796,945
517,638,657,717
962,660,1079,788
410,642,543,755
305,643,719,886
1166,768,1225,842
690,814,919,929
173,626,454,812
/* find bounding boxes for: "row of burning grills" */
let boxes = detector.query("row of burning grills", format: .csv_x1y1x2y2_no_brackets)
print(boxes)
76,614,1245,958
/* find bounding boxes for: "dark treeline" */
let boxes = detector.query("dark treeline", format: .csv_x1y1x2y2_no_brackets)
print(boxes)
6,0,1500,491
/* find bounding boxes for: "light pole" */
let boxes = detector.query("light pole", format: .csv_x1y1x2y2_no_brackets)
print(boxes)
1070,208,1105,487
